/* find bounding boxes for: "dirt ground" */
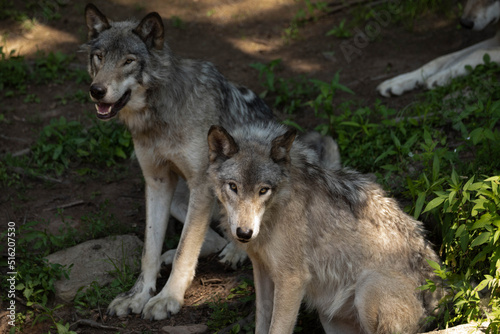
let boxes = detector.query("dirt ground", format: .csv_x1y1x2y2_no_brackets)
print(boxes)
0,0,497,333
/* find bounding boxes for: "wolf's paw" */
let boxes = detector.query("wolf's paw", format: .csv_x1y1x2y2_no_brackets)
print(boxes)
107,289,151,317
161,249,177,265
424,71,452,90
377,72,421,97
218,241,247,269
142,293,183,320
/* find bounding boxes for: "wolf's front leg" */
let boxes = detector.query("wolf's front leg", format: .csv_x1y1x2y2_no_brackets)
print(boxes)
269,274,306,334
142,183,213,320
253,259,274,334
107,175,177,317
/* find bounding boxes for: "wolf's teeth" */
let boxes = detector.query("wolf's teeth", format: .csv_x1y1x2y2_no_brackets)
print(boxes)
95,104,99,111
108,106,112,114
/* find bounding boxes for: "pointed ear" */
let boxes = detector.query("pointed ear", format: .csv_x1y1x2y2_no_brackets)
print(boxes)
85,4,110,40
271,129,297,163
133,12,165,50
208,125,239,163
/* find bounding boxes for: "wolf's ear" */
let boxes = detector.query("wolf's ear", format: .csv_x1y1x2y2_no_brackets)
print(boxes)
85,4,110,40
271,129,297,163
208,126,239,163
133,12,165,50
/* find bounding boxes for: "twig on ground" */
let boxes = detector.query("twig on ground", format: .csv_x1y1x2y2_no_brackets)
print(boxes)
44,200,85,212
69,319,124,331
200,277,223,286
0,134,31,144
8,166,64,183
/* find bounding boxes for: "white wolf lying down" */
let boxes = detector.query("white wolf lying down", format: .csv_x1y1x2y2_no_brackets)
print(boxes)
378,0,500,96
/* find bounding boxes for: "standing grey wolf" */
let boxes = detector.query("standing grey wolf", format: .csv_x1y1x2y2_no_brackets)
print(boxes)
377,0,500,96
83,4,274,320
207,123,441,334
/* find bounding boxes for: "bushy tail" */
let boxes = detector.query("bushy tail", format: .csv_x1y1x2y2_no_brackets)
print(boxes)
300,131,341,170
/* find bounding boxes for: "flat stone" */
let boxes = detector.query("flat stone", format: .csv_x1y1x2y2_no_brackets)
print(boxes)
421,322,490,334
161,324,208,334
46,235,143,302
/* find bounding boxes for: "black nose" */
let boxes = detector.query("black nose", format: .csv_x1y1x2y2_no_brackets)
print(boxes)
90,84,107,100
236,227,253,241
460,17,474,29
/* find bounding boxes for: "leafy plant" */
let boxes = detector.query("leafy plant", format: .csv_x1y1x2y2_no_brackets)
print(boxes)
422,175,500,331
326,19,352,38
25,116,133,176
207,279,255,333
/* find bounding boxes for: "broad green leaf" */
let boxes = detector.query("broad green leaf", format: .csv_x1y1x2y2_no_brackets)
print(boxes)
471,213,492,230
470,231,491,248
426,259,441,271
414,192,426,219
423,196,446,214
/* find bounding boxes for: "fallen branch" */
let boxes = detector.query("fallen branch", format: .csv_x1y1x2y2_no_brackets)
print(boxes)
69,319,124,331
8,166,64,184
44,200,85,212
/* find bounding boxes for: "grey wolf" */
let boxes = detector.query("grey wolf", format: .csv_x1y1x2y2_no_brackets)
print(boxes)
377,0,500,96
207,123,441,333
83,3,274,320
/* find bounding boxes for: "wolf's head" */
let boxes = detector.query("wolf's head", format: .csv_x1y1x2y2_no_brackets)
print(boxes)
83,4,167,120
460,0,500,30
207,124,296,243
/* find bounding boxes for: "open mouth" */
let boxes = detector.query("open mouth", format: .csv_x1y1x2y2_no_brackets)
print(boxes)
95,90,131,120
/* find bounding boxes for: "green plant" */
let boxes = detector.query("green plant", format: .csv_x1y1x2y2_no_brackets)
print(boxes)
326,19,352,38
283,0,327,42
23,93,40,103
0,47,29,96
26,116,133,176
421,175,500,331
207,279,255,333
0,49,91,98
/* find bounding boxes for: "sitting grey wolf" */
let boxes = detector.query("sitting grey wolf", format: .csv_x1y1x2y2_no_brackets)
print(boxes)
207,123,441,334
377,0,500,96
83,4,274,320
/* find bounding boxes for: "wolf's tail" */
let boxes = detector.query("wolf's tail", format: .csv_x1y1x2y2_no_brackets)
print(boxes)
300,132,341,170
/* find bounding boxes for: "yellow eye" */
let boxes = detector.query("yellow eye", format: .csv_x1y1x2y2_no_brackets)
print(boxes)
124,58,134,65
229,182,237,193
95,54,103,61
259,187,269,195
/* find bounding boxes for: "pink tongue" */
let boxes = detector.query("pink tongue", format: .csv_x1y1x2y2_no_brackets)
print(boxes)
97,103,112,115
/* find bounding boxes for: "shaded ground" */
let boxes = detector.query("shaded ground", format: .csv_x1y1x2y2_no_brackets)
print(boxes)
0,0,496,333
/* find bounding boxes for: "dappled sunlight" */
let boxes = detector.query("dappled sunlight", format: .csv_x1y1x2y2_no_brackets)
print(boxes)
1,23,79,57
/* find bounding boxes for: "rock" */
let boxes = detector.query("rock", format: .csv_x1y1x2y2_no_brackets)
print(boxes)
161,324,208,334
46,235,143,302
421,322,490,334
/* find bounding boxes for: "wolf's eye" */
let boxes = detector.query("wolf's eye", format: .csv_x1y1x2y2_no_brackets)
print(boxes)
94,54,103,62
259,187,270,195
229,182,238,193
124,58,135,65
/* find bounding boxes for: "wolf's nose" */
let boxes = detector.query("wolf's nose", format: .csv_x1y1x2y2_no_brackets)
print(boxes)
90,84,107,99
236,227,253,241
459,17,474,29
